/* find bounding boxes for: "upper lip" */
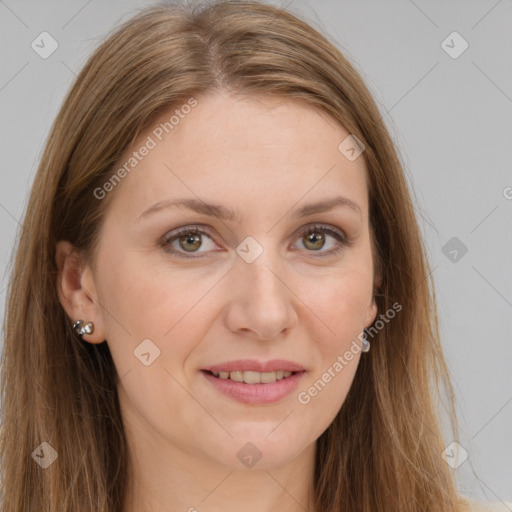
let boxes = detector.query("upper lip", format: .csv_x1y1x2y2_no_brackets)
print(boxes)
202,359,305,373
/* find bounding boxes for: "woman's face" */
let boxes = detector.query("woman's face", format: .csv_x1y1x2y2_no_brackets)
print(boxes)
81,92,377,470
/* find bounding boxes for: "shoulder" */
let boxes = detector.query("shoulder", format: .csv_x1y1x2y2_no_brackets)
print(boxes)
460,495,512,512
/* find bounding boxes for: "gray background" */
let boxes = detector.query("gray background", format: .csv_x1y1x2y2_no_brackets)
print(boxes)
1,0,510,505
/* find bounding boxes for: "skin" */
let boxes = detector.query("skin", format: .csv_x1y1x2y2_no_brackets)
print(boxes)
56,92,379,512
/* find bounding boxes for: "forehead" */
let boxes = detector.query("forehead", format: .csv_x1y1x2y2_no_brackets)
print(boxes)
107,92,368,222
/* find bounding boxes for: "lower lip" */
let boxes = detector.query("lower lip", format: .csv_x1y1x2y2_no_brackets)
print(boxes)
201,370,305,405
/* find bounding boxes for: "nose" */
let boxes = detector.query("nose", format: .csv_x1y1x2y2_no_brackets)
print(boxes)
223,246,298,340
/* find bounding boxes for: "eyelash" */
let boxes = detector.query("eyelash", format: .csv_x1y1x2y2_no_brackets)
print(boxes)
160,223,352,259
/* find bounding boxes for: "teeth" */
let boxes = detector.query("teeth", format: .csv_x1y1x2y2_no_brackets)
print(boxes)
230,371,244,382
211,370,294,383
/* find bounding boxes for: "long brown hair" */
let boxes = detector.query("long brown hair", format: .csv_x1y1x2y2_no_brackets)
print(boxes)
1,1,472,510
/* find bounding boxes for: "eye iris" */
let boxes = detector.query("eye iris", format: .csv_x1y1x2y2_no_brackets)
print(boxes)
179,232,202,252
303,231,325,251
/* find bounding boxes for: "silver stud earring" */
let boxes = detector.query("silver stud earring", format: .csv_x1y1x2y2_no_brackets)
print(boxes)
361,331,370,353
73,320,94,338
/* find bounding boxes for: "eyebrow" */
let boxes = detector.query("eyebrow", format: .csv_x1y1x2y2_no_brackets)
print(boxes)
136,196,362,223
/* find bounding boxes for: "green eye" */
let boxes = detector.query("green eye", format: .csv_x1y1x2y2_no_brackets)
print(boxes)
177,232,203,252
295,225,348,256
162,226,218,258
302,230,326,251
162,223,350,259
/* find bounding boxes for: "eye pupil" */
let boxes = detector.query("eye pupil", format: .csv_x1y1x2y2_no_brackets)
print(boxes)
304,231,325,251
166,225,342,258
179,233,202,252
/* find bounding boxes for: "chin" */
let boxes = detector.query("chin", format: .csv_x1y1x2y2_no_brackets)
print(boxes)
207,433,312,471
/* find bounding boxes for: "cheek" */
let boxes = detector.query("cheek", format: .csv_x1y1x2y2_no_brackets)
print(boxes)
293,269,370,428
94,249,224,370
297,264,373,347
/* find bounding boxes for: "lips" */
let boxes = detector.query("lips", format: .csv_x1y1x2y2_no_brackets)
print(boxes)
201,367,305,405
209,369,295,384
200,359,307,404
202,359,305,374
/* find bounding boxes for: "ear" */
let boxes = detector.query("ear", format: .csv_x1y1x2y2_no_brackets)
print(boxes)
373,270,382,294
363,269,381,328
55,240,107,344
364,295,378,329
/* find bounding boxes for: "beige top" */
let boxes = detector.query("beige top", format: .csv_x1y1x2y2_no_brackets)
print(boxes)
463,496,512,511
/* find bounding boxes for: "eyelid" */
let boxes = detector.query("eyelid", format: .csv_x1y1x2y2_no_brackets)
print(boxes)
292,223,352,256
161,222,352,258
160,224,222,257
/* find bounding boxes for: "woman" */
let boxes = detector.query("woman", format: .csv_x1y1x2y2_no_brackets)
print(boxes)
0,1,509,511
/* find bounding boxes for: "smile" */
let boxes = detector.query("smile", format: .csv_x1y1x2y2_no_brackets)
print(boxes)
209,370,295,383
202,369,306,405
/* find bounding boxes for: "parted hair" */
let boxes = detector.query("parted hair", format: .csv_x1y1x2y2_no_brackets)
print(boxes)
1,1,471,510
